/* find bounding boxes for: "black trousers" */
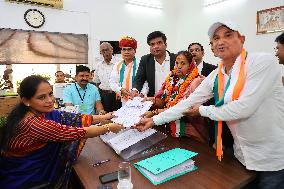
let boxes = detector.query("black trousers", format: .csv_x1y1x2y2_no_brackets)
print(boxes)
99,89,122,112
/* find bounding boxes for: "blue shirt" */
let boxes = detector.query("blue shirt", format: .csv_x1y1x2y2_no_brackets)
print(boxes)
63,83,101,114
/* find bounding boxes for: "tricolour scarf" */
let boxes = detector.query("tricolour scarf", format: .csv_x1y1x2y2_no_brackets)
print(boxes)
116,57,137,100
213,48,247,161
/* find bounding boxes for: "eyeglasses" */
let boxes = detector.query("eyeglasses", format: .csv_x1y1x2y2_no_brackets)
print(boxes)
121,47,133,52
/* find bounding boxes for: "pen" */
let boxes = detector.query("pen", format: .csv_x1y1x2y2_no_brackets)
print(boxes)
92,159,110,167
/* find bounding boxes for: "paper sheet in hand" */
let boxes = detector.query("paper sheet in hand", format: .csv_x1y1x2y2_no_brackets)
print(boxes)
106,129,156,154
111,97,152,127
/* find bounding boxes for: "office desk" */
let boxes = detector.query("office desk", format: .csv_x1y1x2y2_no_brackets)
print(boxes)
73,137,255,189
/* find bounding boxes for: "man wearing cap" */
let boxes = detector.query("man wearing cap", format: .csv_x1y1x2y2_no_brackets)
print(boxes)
133,31,176,97
135,21,284,189
275,32,284,85
188,42,231,148
109,36,148,104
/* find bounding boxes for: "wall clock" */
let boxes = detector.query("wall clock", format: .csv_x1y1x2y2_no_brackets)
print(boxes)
24,9,45,28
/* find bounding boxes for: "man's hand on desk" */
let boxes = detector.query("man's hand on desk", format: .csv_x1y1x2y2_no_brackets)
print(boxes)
183,105,201,117
134,117,154,132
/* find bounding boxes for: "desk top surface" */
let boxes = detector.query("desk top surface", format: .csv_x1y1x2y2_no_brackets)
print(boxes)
73,137,255,189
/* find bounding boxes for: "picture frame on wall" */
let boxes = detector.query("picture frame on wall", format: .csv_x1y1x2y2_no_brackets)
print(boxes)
256,5,284,34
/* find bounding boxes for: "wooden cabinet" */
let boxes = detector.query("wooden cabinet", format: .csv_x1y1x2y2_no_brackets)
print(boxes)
0,96,19,116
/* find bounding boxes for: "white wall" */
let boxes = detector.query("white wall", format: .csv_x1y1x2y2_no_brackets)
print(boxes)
174,0,284,65
86,0,178,68
0,0,178,69
0,0,283,68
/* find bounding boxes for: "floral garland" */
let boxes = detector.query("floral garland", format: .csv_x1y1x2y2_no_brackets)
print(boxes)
162,67,199,108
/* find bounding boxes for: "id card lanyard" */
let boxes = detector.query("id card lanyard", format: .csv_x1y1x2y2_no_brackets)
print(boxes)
75,83,87,103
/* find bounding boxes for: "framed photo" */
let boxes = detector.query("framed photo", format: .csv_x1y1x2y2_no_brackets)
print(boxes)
256,6,284,34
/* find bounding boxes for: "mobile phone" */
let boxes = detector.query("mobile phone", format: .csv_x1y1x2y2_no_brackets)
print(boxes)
99,171,118,184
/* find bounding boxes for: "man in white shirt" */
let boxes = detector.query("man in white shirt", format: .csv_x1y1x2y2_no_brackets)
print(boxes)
275,32,284,85
94,42,121,112
109,36,148,105
135,21,284,189
133,31,176,97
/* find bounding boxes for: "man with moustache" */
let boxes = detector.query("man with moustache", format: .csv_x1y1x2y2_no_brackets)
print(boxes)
109,36,148,105
188,42,216,77
135,21,284,189
275,32,284,85
133,31,175,97
63,65,105,115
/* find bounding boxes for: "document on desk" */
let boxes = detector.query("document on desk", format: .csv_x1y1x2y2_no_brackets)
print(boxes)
102,128,156,154
134,148,198,185
139,159,197,184
111,97,153,128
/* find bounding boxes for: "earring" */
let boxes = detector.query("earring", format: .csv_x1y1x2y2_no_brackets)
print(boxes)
27,104,30,107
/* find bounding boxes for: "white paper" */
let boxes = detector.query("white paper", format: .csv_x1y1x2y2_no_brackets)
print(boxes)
105,128,156,154
111,97,153,128
139,159,195,183
100,130,125,143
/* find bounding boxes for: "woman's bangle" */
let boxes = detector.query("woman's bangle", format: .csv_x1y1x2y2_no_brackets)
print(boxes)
104,124,110,132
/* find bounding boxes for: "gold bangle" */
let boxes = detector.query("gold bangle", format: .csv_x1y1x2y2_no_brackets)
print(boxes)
104,124,110,132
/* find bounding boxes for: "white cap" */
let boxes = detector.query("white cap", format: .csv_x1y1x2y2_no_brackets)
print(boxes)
208,21,241,39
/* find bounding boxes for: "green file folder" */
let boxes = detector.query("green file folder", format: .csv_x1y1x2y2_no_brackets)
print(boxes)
134,148,198,185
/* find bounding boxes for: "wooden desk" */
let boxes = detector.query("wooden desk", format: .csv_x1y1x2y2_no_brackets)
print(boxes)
73,137,255,189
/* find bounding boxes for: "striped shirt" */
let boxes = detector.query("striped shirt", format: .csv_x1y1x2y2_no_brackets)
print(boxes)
5,115,86,156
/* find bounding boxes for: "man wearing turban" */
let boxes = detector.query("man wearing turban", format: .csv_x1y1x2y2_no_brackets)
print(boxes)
109,36,148,104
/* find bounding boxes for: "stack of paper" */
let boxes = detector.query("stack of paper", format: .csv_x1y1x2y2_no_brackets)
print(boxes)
111,97,153,128
100,128,156,154
134,148,198,185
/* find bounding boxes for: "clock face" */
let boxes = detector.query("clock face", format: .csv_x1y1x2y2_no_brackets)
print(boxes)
24,9,45,28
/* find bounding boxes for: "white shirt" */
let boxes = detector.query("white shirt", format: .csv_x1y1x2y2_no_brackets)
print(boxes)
197,61,204,75
153,52,284,171
280,64,284,77
109,57,148,103
154,52,171,94
94,56,120,90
